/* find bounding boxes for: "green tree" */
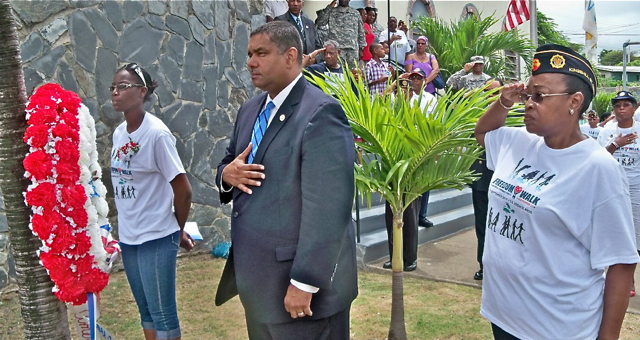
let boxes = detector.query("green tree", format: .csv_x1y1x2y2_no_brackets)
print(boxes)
601,50,624,66
0,0,70,338
307,71,511,339
537,11,582,51
411,14,534,82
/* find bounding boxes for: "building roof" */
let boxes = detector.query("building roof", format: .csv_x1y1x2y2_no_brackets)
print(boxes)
596,65,640,73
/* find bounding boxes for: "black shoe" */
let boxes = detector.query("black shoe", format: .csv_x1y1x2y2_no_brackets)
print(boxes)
404,261,417,272
419,217,434,228
382,260,392,269
474,269,483,280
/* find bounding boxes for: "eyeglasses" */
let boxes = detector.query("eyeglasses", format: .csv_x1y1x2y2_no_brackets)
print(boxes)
125,63,147,88
614,102,634,109
409,75,423,80
109,83,145,92
519,92,576,103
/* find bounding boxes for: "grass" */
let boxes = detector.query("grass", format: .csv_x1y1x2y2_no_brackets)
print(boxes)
2,253,640,339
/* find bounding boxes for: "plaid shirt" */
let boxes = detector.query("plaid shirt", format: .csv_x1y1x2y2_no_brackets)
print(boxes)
366,59,390,98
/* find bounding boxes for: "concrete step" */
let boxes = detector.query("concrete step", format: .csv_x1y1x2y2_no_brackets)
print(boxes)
355,188,475,266
353,188,472,238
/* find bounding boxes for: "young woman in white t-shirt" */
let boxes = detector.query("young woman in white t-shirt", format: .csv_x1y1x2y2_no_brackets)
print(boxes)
474,44,638,340
598,91,640,296
110,63,193,340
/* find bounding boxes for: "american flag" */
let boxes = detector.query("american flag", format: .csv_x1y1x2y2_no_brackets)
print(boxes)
503,0,530,31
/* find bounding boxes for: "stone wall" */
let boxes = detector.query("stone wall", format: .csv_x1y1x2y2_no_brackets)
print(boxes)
0,0,266,290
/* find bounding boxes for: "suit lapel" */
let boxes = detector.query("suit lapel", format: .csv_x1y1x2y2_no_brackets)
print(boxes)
253,77,306,165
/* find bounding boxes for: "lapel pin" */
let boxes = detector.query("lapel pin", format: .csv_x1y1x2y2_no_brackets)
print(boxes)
279,114,285,122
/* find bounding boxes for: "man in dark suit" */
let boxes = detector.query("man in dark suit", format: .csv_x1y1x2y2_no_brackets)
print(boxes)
274,0,321,56
471,78,500,281
215,21,357,340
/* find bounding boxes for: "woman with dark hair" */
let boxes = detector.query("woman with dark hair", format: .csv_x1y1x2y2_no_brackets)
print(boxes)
110,63,193,340
475,44,639,340
358,7,374,63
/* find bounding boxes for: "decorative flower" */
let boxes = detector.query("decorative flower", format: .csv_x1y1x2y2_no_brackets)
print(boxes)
23,150,53,181
23,83,120,305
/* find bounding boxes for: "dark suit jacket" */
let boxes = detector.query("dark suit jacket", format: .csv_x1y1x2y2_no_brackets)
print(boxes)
470,151,493,191
215,76,358,324
274,12,321,55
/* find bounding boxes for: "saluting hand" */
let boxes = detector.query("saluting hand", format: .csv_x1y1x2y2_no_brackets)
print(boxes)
221,143,266,195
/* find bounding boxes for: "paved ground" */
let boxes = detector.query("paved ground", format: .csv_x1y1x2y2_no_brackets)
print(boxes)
369,227,640,314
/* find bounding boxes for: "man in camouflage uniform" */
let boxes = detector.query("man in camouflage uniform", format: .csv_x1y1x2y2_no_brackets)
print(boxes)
315,0,366,69
446,55,492,91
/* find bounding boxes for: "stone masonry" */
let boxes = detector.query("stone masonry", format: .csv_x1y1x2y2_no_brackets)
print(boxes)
0,0,267,290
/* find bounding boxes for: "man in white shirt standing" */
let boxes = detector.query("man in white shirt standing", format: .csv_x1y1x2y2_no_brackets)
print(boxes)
265,0,289,22
378,17,411,73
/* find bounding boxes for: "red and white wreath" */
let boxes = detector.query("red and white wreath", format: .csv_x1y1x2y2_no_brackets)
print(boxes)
22,83,119,305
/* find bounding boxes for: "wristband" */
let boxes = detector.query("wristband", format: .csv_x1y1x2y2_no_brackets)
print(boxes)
498,95,513,110
612,141,620,149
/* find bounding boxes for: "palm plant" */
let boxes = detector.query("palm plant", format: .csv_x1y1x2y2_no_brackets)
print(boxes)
411,14,534,82
307,69,506,339
0,0,70,338
592,91,615,116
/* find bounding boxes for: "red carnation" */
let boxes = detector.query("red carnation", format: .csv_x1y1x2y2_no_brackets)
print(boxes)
55,139,80,164
55,162,80,186
60,184,88,212
27,108,57,126
51,123,79,144
84,270,109,293
31,210,66,240
60,110,79,130
25,182,57,211
23,124,50,148
62,206,88,230
23,150,53,181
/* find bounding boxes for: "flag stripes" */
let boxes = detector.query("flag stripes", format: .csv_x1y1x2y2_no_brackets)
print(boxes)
503,0,531,31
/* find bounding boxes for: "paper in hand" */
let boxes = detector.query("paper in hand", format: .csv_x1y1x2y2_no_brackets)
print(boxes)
184,222,203,241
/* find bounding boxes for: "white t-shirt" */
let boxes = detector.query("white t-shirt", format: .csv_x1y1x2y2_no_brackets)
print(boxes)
598,123,640,185
579,123,601,139
481,127,638,340
111,113,185,245
410,91,437,115
378,30,410,66
264,0,288,19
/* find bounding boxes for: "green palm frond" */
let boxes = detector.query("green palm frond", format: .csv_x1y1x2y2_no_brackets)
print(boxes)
411,14,534,81
306,67,519,213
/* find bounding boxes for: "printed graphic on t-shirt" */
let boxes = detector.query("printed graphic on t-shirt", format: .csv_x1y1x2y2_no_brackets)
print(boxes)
111,137,140,200
488,157,556,245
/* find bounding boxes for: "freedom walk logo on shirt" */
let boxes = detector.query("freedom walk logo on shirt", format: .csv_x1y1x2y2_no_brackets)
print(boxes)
487,157,557,245
111,137,140,200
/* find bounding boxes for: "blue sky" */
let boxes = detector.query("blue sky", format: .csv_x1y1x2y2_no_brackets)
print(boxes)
537,0,640,54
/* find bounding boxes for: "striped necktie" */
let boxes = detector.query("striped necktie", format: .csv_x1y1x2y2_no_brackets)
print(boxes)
248,101,275,164
295,16,305,42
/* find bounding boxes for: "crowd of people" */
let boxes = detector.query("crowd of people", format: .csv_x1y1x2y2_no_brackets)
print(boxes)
105,1,640,338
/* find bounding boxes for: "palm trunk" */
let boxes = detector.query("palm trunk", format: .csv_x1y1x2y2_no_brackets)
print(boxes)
388,204,407,340
0,0,70,338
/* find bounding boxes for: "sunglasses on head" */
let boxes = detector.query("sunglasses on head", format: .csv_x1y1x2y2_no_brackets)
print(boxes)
519,91,576,103
125,63,147,88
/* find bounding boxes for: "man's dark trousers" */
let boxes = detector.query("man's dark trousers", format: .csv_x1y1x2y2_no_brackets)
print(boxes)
384,199,420,264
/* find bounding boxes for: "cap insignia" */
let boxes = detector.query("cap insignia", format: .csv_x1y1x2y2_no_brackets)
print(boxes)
550,54,565,69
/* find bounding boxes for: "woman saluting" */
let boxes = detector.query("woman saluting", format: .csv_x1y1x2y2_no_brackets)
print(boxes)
474,44,639,340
